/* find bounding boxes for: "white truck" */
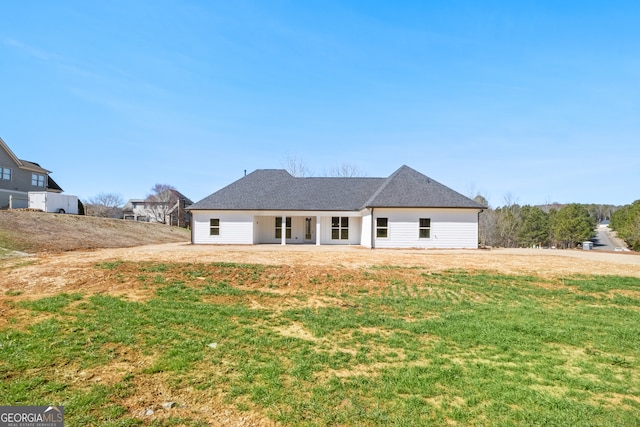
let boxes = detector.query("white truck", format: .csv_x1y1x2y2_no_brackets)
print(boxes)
28,192,79,214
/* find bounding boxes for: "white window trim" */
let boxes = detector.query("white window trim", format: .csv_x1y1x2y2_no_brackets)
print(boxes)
210,218,220,236
376,217,389,238
419,218,431,239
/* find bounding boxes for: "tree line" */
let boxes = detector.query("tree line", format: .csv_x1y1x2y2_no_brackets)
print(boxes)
610,200,640,251
475,196,620,249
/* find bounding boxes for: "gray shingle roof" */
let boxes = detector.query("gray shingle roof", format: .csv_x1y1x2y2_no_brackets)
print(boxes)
364,165,484,208
188,166,485,211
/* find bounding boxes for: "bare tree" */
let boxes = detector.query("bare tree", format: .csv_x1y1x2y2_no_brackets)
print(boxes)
494,193,522,247
329,163,365,177
85,193,124,218
282,155,367,178
474,194,496,247
283,154,312,177
146,184,179,224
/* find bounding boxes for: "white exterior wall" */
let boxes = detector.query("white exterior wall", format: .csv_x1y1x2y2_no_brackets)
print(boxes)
192,208,479,248
372,208,480,249
255,216,277,244
191,211,254,244
360,209,373,248
318,213,362,245
254,212,362,245
129,202,152,221
254,215,296,244
192,210,364,245
254,215,318,244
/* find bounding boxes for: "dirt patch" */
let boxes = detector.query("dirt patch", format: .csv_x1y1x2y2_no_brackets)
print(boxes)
275,322,318,342
0,210,189,253
2,244,640,299
121,372,276,426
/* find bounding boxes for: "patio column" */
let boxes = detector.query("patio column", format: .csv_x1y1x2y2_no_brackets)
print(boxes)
281,215,286,245
316,215,321,245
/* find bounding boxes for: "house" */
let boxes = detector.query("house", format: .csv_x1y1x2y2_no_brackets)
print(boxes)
188,165,486,248
0,137,64,210
123,189,193,228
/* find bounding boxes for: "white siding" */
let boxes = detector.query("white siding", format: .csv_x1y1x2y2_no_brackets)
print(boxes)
253,215,318,244
191,211,254,244
373,208,479,249
360,209,373,248
255,216,277,244
318,215,362,245
129,201,153,222
191,208,479,248
254,216,297,244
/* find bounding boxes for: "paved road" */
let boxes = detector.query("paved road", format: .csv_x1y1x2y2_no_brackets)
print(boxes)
592,226,627,251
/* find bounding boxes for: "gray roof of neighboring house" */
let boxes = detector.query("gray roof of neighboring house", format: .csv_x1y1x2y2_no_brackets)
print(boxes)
189,165,485,211
20,160,51,174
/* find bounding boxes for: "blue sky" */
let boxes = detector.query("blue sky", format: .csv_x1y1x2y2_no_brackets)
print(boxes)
2,1,639,207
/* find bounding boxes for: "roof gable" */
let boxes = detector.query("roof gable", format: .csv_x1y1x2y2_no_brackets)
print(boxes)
0,137,51,174
364,165,485,209
189,166,484,211
0,137,24,168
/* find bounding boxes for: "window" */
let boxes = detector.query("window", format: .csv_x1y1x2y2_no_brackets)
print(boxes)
331,216,349,240
210,218,220,235
32,173,45,187
419,218,431,238
376,217,388,238
275,217,291,239
0,167,11,181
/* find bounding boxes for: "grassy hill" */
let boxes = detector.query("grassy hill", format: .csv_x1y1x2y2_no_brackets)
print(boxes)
0,210,190,254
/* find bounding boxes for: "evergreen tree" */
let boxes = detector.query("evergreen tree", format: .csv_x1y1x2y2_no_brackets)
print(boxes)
517,206,550,247
551,204,596,248
610,200,640,251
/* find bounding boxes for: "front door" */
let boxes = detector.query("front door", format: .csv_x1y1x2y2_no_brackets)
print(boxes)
304,217,314,242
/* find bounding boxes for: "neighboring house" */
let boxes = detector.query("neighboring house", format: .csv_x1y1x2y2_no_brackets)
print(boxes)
188,165,486,248
0,137,63,210
123,190,193,228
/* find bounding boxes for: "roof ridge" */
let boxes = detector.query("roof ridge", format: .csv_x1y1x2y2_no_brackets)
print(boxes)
362,165,410,208
188,165,484,211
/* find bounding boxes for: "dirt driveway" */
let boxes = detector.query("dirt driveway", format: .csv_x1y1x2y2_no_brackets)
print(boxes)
2,243,639,297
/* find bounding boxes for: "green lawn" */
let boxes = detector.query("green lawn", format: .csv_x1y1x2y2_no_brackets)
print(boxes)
1,262,639,426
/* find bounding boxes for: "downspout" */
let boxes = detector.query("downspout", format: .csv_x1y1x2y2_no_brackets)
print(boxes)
477,209,484,248
189,210,195,244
